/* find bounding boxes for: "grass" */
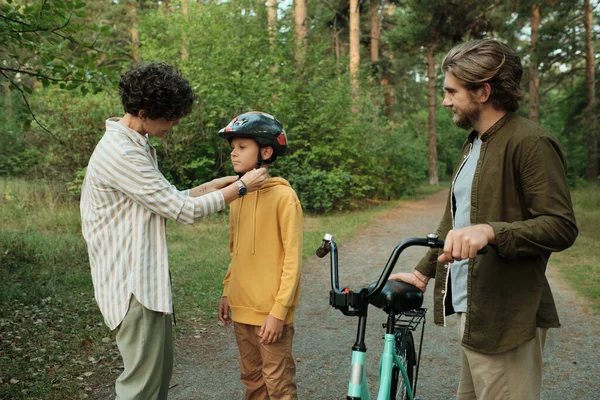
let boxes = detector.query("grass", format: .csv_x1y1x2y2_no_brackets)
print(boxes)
0,179,119,399
0,178,402,399
551,184,600,313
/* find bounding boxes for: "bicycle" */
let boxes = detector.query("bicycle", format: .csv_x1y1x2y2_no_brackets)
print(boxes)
316,232,487,400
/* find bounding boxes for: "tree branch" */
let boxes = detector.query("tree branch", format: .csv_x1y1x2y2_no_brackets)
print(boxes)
0,67,89,83
4,11,75,41
0,14,32,27
0,70,56,137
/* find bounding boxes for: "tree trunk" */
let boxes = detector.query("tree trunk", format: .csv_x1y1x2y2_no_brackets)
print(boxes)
427,49,439,186
331,15,341,75
181,0,188,60
350,0,360,113
584,0,597,181
382,77,393,118
370,0,380,63
294,0,307,66
163,0,169,15
528,3,540,123
128,1,140,64
268,0,277,48
268,0,279,101
381,3,395,118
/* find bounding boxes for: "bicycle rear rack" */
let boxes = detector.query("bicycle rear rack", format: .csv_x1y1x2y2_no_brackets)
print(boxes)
394,308,427,331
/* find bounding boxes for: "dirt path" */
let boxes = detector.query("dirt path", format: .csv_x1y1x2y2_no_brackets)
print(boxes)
94,190,600,399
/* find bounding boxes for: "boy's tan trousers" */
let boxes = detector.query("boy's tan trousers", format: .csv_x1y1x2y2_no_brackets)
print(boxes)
115,295,173,400
234,322,297,400
457,312,547,400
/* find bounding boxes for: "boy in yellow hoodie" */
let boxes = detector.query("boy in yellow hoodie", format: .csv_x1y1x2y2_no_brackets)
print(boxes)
217,111,303,399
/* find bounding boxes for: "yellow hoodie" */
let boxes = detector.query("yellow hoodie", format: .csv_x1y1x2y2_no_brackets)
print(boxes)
222,177,303,326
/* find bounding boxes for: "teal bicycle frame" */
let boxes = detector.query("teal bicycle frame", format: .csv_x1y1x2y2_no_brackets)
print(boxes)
347,333,414,400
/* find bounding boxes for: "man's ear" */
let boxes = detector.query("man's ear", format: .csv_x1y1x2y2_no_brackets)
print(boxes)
137,110,146,119
476,83,492,103
261,146,274,160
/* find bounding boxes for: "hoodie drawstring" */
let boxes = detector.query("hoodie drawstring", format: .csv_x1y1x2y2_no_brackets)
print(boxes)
252,191,258,255
234,197,243,255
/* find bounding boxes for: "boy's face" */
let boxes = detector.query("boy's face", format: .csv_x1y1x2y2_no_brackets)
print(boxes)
230,137,259,173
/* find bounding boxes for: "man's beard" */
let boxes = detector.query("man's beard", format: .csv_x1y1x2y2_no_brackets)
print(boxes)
453,103,480,130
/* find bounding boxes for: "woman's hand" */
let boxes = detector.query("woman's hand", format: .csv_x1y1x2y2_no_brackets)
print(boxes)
240,168,268,193
190,176,238,197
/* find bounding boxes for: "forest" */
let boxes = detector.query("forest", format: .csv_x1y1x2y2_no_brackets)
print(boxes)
1,0,598,211
1,1,599,398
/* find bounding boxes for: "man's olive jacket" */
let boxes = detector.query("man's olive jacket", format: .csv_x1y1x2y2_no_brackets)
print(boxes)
416,113,578,354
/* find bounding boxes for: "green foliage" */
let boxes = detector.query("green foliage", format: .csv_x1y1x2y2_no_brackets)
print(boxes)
541,75,600,184
0,90,121,182
133,1,426,210
0,0,120,125
1,0,596,209
387,0,499,52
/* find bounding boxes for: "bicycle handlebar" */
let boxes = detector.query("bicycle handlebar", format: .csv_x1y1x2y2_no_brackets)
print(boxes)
316,233,490,302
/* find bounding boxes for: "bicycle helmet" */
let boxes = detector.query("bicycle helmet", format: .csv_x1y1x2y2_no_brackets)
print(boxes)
218,111,288,166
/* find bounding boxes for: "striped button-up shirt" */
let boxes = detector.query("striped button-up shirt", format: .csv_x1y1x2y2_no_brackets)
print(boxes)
80,118,225,330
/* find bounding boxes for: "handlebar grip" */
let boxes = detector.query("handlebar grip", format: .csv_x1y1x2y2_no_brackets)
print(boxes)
437,240,491,255
316,246,330,258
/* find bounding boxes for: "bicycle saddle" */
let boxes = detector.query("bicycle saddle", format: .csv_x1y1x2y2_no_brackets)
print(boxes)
367,280,423,314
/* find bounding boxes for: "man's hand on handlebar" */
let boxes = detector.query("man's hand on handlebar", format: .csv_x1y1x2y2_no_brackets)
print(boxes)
438,224,495,263
389,270,430,293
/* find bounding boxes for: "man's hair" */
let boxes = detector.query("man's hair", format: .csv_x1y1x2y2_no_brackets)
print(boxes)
442,39,523,112
119,62,196,121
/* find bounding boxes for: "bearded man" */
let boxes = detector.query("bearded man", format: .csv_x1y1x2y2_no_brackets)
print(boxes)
390,39,578,400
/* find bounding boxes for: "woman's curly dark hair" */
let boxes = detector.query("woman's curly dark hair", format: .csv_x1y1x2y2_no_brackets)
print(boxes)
119,62,196,121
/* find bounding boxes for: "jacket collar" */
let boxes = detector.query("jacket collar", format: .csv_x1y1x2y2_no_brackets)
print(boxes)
468,112,514,143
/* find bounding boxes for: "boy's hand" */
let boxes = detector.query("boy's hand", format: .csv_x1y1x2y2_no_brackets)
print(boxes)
240,168,268,193
218,297,232,325
389,270,430,293
259,315,284,345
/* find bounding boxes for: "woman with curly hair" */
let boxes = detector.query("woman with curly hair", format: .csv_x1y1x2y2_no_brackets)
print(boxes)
80,62,267,399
